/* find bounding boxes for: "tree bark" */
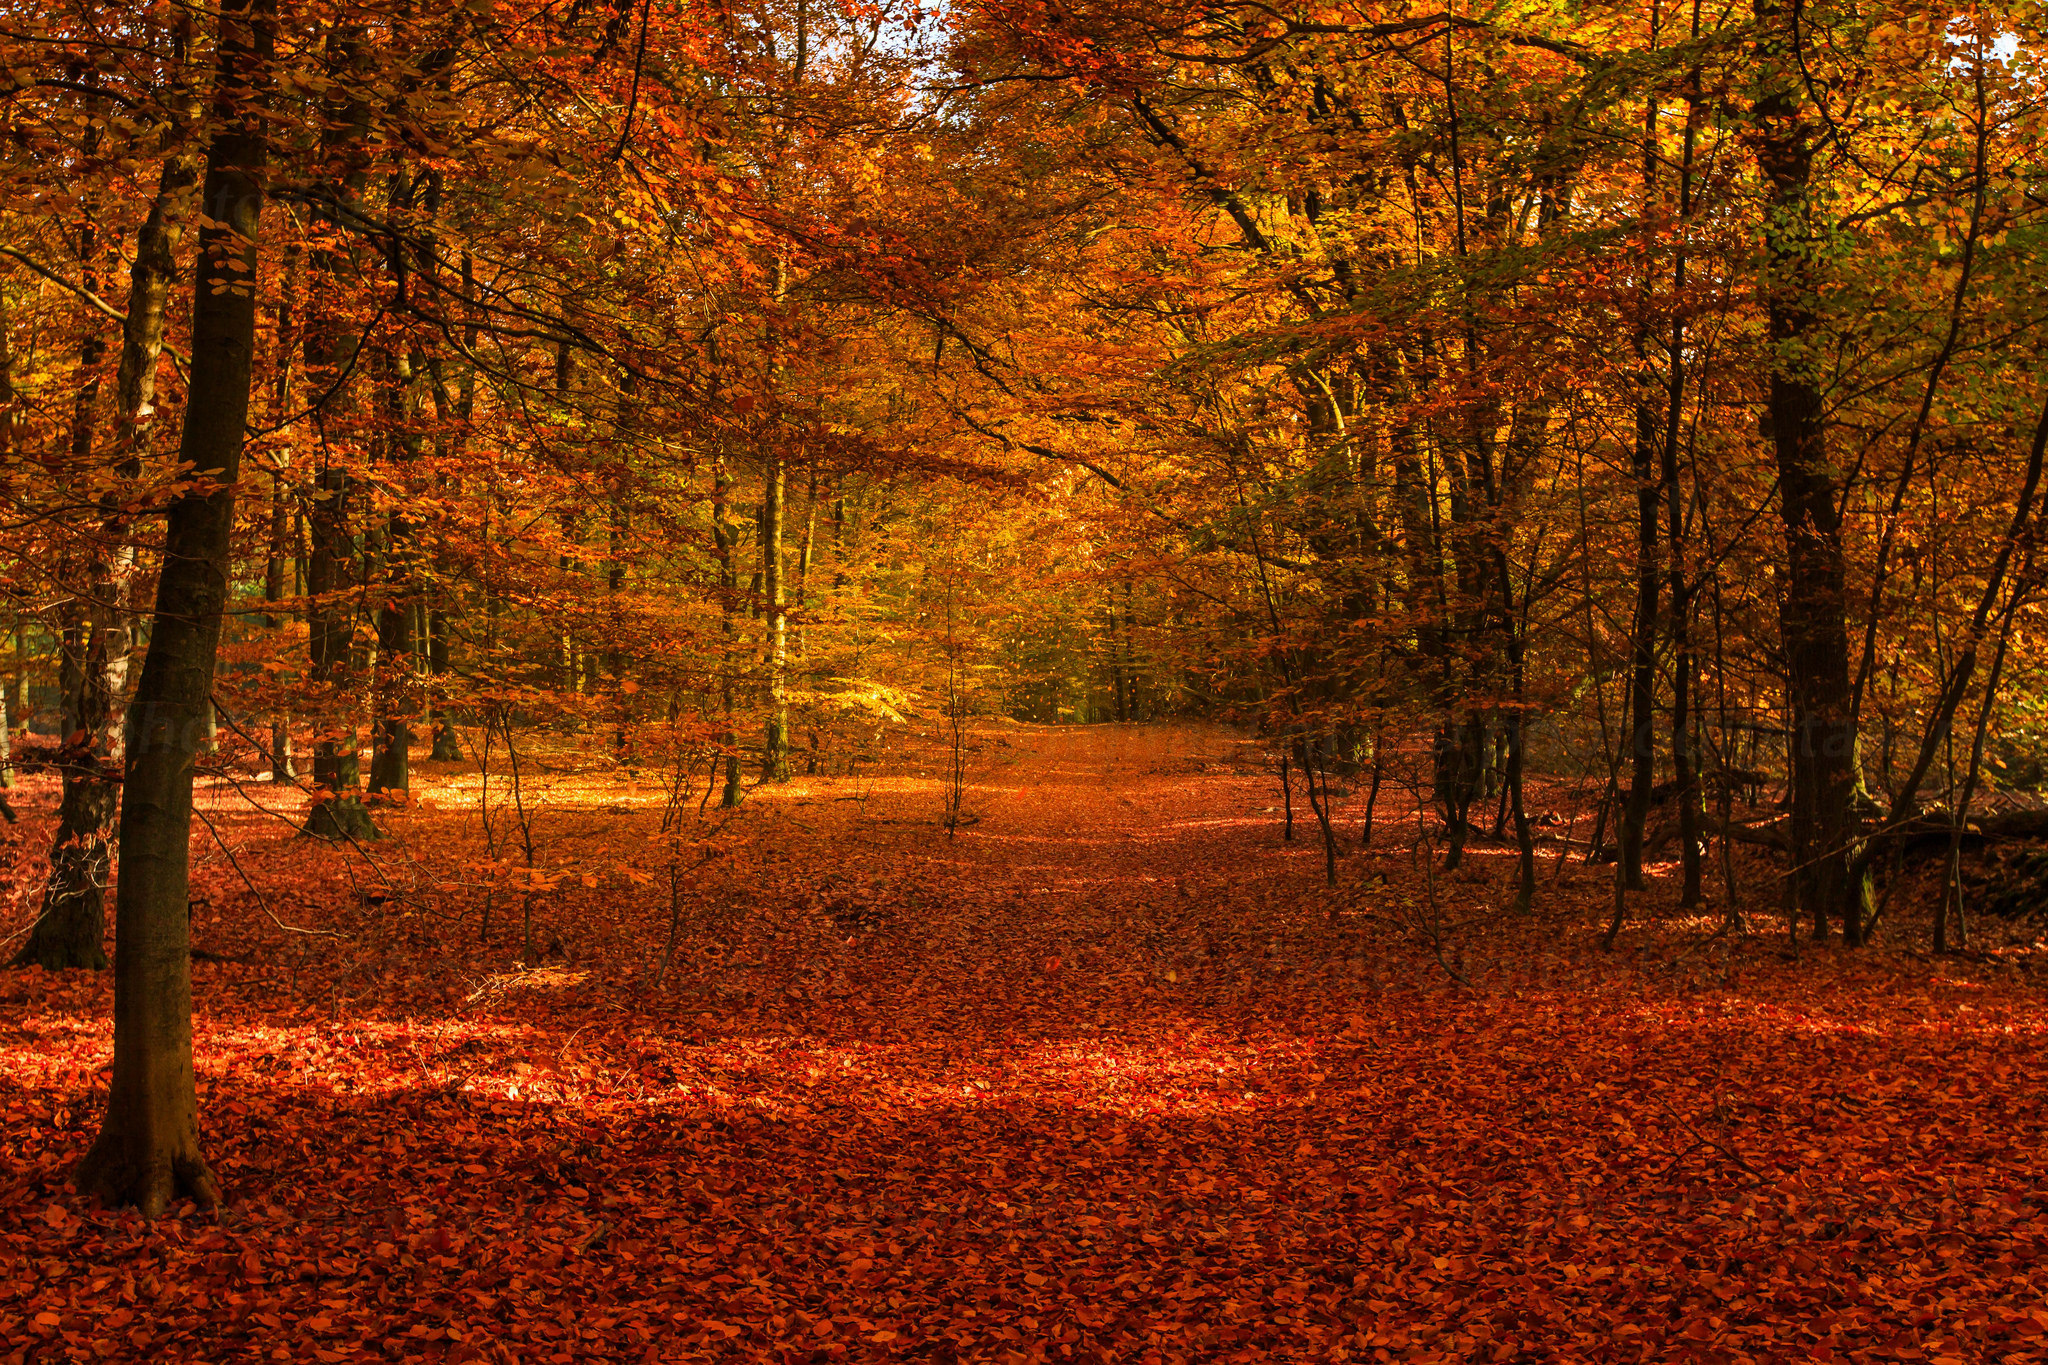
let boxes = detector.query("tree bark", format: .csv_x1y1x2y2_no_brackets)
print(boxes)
1620,61,1664,895
22,111,199,968
1663,15,1705,908
368,345,422,795
74,0,272,1213
762,448,791,782
1752,0,1871,941
24,215,111,970
300,29,376,841
713,458,744,807
265,467,296,780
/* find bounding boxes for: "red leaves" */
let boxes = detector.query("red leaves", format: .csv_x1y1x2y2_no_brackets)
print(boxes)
3,730,2047,1360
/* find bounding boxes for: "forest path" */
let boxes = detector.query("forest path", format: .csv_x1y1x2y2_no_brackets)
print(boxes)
2,723,2045,1362
774,721,1332,1033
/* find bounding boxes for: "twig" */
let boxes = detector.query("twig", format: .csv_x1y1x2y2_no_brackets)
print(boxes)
190,800,346,940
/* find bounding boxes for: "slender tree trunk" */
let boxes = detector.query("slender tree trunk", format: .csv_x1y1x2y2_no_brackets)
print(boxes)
713,459,744,807
4,617,23,787
24,218,112,969
24,117,203,970
0,671,11,794
605,416,630,754
795,468,816,648
762,448,791,782
796,469,819,770
266,469,295,780
427,606,460,759
264,238,300,783
1360,722,1385,847
368,519,413,794
74,0,271,1213
1664,19,1704,908
1279,744,1293,841
425,260,474,766
0,303,12,797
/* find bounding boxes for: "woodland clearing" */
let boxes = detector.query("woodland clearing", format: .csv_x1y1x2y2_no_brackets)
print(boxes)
4,723,2045,1364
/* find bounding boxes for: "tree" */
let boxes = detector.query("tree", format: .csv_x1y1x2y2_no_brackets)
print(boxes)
74,0,272,1213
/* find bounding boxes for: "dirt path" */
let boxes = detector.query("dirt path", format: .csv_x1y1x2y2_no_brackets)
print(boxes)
3,723,2045,1363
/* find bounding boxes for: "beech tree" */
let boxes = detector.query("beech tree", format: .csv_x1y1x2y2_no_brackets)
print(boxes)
72,0,271,1213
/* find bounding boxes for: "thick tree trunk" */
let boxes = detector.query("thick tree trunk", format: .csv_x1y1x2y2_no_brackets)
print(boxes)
304,462,375,839
370,202,429,792
299,27,375,841
74,0,271,1213
1753,0,1871,941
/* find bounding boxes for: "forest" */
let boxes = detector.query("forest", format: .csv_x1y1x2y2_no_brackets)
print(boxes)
3,0,2047,1358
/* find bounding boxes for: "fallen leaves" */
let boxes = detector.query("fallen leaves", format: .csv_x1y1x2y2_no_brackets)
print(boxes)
1,725,2044,1363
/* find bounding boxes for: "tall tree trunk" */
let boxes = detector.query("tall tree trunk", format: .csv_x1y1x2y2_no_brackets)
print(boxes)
368,511,413,794
265,468,295,780
1663,29,1705,909
2,270,22,755
713,458,744,807
73,0,271,1213
370,166,433,793
265,242,299,783
300,30,375,840
1752,0,1871,942
369,345,421,795
24,213,111,969
796,469,819,770
1107,583,1129,723
3,615,22,789
424,254,475,765
23,113,199,967
0,670,11,795
427,605,460,759
304,459,374,838
761,448,791,782
1620,55,1665,895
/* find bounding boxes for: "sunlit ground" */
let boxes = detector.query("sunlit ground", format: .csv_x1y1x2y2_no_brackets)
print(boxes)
3,723,2044,1362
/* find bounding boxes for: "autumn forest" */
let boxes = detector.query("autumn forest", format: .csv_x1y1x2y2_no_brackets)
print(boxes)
2,0,2046,1358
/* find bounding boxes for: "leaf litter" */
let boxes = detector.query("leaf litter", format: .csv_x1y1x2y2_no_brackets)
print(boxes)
2,724,2045,1363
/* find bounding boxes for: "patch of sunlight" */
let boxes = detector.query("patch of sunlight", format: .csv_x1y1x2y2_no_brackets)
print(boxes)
1625,997,2048,1041
1150,815,1292,831
974,832,1147,848
464,965,591,1005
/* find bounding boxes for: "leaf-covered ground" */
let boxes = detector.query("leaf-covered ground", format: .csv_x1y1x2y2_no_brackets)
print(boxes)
3,724,2046,1363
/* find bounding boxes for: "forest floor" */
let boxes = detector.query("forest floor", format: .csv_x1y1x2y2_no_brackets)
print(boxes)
2,721,2046,1364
